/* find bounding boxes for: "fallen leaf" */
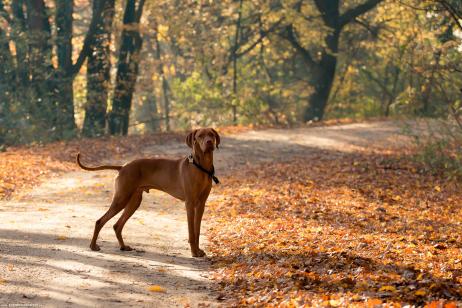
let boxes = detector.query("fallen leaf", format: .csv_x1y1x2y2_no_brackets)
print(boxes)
366,298,382,307
379,285,397,292
147,285,166,293
415,289,426,296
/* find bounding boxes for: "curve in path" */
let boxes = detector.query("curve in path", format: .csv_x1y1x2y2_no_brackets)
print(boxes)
0,121,405,307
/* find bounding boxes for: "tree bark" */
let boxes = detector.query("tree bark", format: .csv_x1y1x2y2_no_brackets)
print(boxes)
26,0,57,132
82,0,115,137
153,26,170,132
55,0,77,138
0,27,15,144
304,29,340,121
231,0,243,125
109,0,146,135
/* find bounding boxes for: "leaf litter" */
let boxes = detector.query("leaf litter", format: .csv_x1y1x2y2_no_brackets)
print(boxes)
206,149,462,307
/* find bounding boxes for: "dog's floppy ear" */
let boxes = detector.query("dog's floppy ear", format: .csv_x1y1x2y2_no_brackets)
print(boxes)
186,129,198,148
211,128,221,149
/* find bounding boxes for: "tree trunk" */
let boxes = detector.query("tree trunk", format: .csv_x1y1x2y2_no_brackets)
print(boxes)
109,0,145,135
283,0,383,122
153,27,170,131
83,0,115,137
231,0,243,125
26,0,57,134
303,2,341,122
55,0,76,138
2,0,112,143
305,59,337,120
0,27,15,144
11,0,29,89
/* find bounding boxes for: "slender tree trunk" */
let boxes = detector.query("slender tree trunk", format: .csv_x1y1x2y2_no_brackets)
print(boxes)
231,0,243,125
140,31,160,132
153,27,170,131
26,0,57,133
11,0,29,89
109,0,146,135
0,28,14,144
0,28,14,101
55,0,76,138
146,90,161,131
83,0,115,137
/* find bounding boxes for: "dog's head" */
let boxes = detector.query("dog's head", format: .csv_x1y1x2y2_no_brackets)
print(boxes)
186,128,220,153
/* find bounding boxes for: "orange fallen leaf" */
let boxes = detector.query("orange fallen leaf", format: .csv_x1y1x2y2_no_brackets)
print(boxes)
148,285,166,293
415,289,426,296
379,285,397,292
366,298,382,307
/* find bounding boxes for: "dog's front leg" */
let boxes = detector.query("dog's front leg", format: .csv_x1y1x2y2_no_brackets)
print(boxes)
186,200,200,257
194,203,206,257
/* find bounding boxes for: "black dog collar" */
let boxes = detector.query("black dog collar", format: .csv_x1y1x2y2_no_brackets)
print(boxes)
188,154,220,184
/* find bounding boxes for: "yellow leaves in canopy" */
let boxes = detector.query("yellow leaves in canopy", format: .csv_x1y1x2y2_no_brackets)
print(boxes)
156,24,169,41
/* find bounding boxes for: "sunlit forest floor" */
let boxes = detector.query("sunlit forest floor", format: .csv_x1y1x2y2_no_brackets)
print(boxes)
0,121,461,307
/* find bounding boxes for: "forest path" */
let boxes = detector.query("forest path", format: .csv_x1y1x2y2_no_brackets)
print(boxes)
0,120,407,307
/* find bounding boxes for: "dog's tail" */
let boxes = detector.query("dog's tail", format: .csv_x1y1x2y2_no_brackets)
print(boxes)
76,153,122,171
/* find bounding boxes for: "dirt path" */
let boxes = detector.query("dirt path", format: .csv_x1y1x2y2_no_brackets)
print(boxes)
0,121,407,307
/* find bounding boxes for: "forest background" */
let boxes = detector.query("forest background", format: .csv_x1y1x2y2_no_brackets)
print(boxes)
0,0,461,145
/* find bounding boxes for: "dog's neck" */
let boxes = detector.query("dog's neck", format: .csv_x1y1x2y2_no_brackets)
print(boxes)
192,147,214,171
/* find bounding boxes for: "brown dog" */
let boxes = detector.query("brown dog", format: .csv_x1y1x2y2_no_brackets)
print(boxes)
76,128,220,257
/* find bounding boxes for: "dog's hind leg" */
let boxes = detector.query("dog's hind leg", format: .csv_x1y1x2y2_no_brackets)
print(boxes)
90,192,131,251
113,189,143,251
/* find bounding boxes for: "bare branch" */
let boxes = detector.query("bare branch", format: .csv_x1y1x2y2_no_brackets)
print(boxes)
69,0,108,77
236,18,284,58
280,24,318,68
438,0,462,31
340,0,383,28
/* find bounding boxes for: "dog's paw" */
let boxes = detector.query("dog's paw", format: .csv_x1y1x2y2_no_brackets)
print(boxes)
192,248,206,258
120,245,133,251
90,244,100,251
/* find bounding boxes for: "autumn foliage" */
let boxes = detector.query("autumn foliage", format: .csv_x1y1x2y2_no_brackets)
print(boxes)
1,128,461,306
207,150,462,306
